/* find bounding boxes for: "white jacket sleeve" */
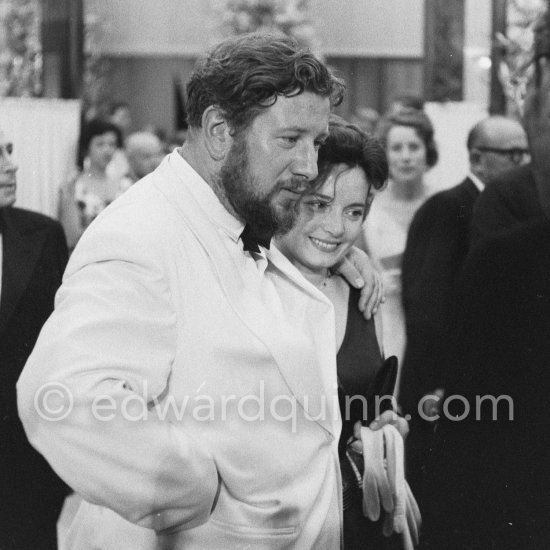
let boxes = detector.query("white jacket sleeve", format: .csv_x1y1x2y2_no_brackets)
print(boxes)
16,215,219,533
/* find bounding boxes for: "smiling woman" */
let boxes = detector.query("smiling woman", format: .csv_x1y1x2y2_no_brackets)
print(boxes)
275,114,398,549
277,164,371,283
275,114,387,292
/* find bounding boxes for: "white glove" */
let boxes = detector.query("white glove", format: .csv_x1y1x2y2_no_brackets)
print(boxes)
360,425,393,520
360,424,422,548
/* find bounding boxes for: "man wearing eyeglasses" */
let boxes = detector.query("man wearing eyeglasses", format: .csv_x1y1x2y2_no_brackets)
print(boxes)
469,124,545,243
398,115,528,511
473,144,530,166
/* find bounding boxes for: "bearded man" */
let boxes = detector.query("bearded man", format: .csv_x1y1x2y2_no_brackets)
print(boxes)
17,33,383,549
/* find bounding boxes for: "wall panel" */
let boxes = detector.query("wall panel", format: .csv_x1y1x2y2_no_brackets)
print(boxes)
314,0,425,57
107,57,196,134
86,0,425,59
329,57,423,119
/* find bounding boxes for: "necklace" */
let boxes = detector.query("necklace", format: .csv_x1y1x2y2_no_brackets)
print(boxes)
320,270,332,288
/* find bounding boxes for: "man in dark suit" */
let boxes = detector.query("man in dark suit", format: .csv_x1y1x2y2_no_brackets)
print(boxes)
422,29,550,545
469,161,542,243
398,115,528,508
0,129,69,548
421,217,550,549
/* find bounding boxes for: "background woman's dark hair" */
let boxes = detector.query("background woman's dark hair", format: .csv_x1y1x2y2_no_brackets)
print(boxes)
185,32,345,132
315,114,388,197
77,118,123,169
376,107,439,168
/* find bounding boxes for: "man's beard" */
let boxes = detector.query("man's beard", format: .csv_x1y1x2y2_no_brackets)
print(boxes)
218,134,300,240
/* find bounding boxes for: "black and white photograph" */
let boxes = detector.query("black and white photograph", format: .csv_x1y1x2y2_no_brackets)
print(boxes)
1,1,549,548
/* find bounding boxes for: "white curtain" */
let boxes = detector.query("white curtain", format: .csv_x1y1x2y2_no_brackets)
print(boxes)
0,97,81,218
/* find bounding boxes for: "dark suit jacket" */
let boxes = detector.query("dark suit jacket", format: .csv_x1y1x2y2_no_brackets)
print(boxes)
421,218,550,550
400,178,480,414
470,163,545,244
0,206,69,550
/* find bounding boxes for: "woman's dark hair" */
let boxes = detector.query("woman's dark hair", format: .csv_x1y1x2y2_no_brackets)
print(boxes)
313,114,388,202
77,118,123,169
376,107,439,168
186,32,345,132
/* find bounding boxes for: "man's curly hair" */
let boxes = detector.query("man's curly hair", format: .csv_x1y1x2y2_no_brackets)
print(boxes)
186,32,345,132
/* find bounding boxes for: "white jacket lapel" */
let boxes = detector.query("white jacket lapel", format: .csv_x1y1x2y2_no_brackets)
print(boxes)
153,156,336,436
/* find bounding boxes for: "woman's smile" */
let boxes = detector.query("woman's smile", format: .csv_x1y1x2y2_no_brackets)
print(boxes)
309,236,340,251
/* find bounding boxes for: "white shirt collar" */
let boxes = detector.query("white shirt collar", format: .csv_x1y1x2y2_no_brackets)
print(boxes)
467,171,485,193
168,149,244,243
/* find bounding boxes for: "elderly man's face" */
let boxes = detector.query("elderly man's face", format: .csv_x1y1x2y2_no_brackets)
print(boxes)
472,120,529,184
219,92,330,236
0,130,17,208
131,144,164,179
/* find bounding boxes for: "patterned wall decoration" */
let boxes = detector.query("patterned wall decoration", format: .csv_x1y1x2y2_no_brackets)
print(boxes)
0,0,41,97
497,0,547,115
81,8,111,121
424,0,465,102
216,0,320,55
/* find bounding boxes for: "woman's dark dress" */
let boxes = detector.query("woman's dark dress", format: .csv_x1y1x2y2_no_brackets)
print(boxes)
337,286,389,549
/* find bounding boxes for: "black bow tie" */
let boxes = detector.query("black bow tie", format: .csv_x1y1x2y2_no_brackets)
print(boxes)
240,223,271,253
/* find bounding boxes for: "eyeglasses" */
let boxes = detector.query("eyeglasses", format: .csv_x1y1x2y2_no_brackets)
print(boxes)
475,146,530,165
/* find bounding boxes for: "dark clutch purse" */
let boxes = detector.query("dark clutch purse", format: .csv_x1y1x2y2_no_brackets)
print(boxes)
341,356,398,512
364,355,398,426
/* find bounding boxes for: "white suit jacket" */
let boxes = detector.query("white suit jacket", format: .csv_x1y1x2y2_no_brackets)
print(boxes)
17,151,343,549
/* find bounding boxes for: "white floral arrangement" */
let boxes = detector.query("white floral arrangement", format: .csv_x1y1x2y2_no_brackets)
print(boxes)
216,0,321,55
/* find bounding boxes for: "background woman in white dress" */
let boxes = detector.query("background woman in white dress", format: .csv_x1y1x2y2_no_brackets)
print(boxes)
360,108,438,379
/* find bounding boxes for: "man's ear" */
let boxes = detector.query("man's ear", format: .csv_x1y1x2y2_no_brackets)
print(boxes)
469,149,482,169
469,149,486,182
202,106,232,161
